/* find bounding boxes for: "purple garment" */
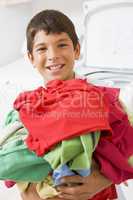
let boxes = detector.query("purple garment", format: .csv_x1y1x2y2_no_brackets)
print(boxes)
94,86,133,184
52,164,91,186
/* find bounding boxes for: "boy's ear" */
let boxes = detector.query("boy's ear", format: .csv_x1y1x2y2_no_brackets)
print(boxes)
74,43,80,60
27,51,34,66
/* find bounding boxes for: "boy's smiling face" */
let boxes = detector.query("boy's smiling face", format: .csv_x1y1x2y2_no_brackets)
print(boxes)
28,31,80,82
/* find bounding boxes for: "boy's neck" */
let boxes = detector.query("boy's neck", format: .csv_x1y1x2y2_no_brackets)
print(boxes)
43,72,79,85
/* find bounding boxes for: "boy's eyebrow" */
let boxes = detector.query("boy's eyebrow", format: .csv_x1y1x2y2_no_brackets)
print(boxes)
57,38,70,42
35,38,70,48
34,43,46,48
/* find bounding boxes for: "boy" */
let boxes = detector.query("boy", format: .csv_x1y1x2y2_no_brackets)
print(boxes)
22,9,115,200
4,9,133,200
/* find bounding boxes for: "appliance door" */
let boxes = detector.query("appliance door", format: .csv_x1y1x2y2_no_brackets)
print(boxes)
77,0,133,88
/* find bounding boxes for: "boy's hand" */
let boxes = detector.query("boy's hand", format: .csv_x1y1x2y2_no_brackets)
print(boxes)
21,161,112,200
56,167,112,200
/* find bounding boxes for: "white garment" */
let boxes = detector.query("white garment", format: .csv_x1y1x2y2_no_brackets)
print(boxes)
119,82,133,125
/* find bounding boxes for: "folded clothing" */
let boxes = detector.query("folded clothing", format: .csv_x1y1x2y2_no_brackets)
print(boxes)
0,126,99,182
14,79,112,156
0,127,52,182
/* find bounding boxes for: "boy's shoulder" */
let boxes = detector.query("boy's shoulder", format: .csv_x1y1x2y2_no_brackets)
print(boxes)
16,86,44,98
96,85,120,102
76,73,119,94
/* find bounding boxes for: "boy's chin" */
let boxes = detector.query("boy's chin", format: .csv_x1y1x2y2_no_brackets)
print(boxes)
43,76,64,84
43,73,75,83
46,75,66,82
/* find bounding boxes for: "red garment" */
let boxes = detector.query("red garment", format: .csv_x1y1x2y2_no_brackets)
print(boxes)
90,184,117,200
14,79,111,156
4,180,16,188
94,86,133,184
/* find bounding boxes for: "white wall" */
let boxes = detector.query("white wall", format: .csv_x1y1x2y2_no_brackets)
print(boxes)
32,0,84,39
0,2,32,67
0,0,84,68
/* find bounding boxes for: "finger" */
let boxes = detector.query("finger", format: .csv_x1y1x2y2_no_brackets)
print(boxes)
57,184,88,195
60,175,85,184
58,192,90,200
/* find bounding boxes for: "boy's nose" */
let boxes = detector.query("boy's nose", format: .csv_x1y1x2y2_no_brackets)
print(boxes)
48,56,59,62
48,47,60,61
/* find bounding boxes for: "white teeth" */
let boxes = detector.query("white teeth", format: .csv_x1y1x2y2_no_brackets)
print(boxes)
49,64,63,70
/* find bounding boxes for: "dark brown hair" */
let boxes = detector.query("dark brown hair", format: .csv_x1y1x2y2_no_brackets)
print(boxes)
26,9,79,53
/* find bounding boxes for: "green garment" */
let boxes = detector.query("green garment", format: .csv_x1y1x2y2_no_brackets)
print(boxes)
44,132,100,170
0,110,100,182
0,127,52,182
0,110,52,182
4,110,20,125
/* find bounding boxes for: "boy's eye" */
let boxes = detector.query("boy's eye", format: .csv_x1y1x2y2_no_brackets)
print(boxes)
37,47,47,52
58,43,68,48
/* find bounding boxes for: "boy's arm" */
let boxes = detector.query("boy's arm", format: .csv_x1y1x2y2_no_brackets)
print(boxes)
56,160,112,200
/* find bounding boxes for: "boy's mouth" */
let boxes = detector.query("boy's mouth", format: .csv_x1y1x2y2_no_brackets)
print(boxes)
46,64,65,71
